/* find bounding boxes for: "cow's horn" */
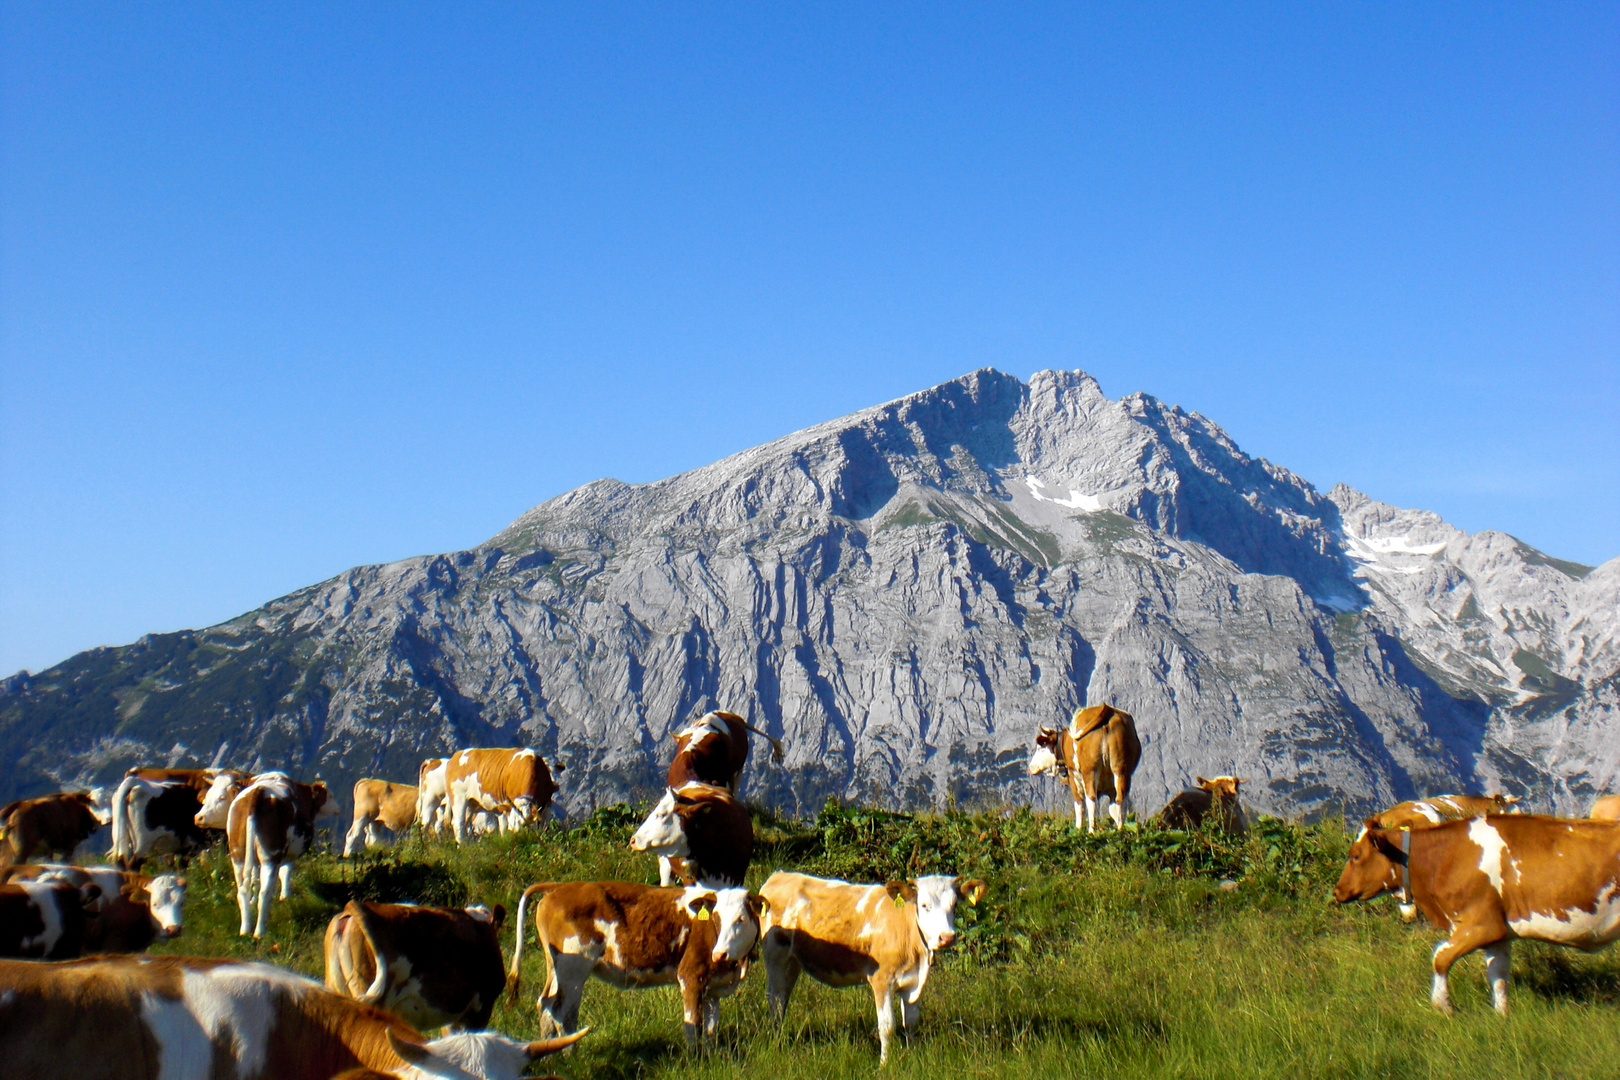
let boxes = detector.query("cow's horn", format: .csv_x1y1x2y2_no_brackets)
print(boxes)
526,1027,590,1058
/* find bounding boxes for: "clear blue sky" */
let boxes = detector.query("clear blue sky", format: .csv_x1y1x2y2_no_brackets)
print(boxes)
3,3,1616,676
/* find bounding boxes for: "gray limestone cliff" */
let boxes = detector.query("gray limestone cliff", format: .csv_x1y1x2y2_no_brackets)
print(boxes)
3,369,1615,819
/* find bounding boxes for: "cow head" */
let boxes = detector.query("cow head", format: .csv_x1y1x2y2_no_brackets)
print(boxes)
1492,793,1523,813
1333,822,1407,903
387,1026,588,1080
1196,776,1245,799
681,887,760,963
85,787,114,825
888,875,987,951
1028,727,1063,776
194,774,247,829
311,781,340,824
144,874,186,939
629,788,690,859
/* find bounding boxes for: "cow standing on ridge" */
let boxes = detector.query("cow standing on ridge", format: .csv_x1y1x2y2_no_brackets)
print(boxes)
1028,703,1141,831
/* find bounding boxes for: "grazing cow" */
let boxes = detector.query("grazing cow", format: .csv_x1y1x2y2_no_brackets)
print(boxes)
629,781,754,886
0,863,185,952
1028,703,1142,831
508,880,762,1047
1364,792,1523,921
325,900,508,1031
344,779,420,857
760,871,987,1064
667,710,786,790
0,955,588,1079
227,772,336,937
1159,776,1249,834
1591,795,1620,821
0,880,100,959
416,757,450,836
444,748,561,844
1334,814,1620,1015
0,791,109,866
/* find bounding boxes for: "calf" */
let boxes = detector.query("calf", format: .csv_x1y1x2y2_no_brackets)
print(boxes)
1159,776,1249,834
667,710,786,790
344,779,420,856
0,791,109,866
444,748,561,844
760,871,986,1063
1028,703,1142,831
1334,814,1620,1015
109,777,210,868
325,900,508,1031
0,863,185,952
1589,795,1620,821
228,772,336,937
0,880,100,959
629,781,753,886
0,955,587,1079
508,880,761,1047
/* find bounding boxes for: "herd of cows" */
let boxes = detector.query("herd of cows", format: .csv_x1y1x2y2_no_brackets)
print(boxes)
0,703,1618,1077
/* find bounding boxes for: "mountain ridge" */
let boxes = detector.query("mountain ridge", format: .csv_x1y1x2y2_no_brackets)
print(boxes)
4,368,1615,818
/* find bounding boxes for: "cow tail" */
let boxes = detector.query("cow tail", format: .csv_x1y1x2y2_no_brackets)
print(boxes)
351,901,391,1003
110,777,136,864
507,881,561,1000
740,722,787,764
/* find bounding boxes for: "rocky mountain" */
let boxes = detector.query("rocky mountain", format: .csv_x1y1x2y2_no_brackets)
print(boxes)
3,368,1615,820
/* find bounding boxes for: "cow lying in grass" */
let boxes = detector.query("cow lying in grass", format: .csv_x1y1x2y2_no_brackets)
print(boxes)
760,871,986,1063
1159,776,1248,834
509,880,763,1047
1335,814,1620,1015
0,955,586,1079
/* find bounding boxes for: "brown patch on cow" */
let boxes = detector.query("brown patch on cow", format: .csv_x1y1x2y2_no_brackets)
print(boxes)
0,793,103,866
1589,795,1620,822
324,900,508,1030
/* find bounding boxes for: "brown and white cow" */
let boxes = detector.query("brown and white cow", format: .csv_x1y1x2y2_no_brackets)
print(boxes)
508,880,762,1047
194,770,254,830
0,791,109,866
629,781,754,887
0,863,185,952
667,710,786,790
1362,792,1523,921
325,900,508,1031
110,768,246,867
416,757,450,836
0,954,587,1080
1334,814,1620,1015
1588,795,1620,821
227,772,337,937
760,871,987,1063
1159,776,1249,834
0,879,101,959
344,779,421,857
443,748,561,844
1028,703,1142,831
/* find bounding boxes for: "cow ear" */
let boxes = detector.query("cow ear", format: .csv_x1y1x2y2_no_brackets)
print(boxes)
526,1027,589,1059
552,759,566,772
386,1029,435,1066
1196,776,1211,787
958,879,987,905
884,880,916,905
491,903,507,929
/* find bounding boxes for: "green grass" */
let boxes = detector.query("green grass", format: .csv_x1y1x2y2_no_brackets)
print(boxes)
150,803,1620,1079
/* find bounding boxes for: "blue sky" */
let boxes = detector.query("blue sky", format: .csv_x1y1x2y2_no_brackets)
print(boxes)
2,3,1616,676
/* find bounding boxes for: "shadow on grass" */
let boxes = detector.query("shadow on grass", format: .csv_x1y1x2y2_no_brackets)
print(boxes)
1517,948,1620,1006
307,855,470,908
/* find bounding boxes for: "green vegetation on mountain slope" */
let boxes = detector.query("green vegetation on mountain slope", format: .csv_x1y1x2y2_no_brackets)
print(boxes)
152,803,1620,1080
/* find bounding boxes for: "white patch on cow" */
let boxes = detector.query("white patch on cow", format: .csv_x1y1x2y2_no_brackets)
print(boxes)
150,964,313,1080
408,1030,540,1080
855,885,879,915
1507,883,1620,949
517,748,535,759
1026,745,1058,776
594,919,622,965
16,881,64,955
1414,802,1446,824
140,994,216,1080
466,905,493,923
912,876,962,952
1469,819,1508,893
629,789,688,857
458,751,472,765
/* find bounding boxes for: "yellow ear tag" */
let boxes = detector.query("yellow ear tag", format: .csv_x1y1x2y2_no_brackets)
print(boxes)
894,895,905,907
697,908,710,921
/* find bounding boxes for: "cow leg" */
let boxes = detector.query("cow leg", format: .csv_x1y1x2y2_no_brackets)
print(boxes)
233,855,254,937
901,995,920,1037
1084,792,1099,833
343,816,367,858
451,793,470,845
255,858,278,938
538,949,589,1036
277,861,292,899
679,973,709,1048
1430,927,1503,1015
1109,771,1130,828
658,855,675,887
870,976,896,1064
763,929,801,1020
702,996,721,1040
1482,941,1512,1015
1071,799,1086,830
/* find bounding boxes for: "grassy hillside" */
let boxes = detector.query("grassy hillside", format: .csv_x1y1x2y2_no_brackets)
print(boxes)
152,803,1620,1079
